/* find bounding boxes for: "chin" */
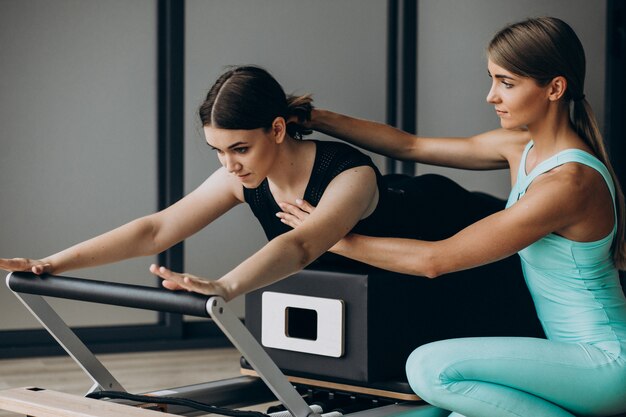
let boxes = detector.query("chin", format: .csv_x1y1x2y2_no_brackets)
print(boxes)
500,120,522,130
242,178,264,189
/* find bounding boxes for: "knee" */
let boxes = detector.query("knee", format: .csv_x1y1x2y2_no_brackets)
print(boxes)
405,343,448,405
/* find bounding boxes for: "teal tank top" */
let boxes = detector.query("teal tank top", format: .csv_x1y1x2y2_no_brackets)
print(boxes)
506,141,626,355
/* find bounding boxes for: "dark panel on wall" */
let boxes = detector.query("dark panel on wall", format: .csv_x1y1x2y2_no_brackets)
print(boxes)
606,0,626,284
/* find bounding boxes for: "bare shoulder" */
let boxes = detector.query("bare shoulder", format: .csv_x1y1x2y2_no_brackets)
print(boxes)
544,162,606,204
471,128,530,162
198,167,245,203
528,161,606,219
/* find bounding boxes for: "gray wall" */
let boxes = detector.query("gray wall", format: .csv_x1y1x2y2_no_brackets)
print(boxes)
415,0,606,198
0,1,608,331
183,0,388,316
0,0,158,329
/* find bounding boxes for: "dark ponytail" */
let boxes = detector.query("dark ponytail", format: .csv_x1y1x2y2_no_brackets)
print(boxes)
489,17,625,269
199,65,313,140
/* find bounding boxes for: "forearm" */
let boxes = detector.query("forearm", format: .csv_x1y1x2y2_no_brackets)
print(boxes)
217,235,318,300
311,109,416,160
331,234,443,278
45,217,161,274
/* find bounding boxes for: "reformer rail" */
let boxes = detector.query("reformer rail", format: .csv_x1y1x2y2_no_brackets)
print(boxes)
5,272,318,417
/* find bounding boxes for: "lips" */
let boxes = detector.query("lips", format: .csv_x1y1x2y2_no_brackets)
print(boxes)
495,109,508,116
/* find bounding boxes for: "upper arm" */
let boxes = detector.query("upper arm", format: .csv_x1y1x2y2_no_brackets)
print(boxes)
276,166,378,259
407,128,529,170
148,168,242,250
431,171,577,274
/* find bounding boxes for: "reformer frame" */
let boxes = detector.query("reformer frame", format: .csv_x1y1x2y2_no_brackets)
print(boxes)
2,272,436,417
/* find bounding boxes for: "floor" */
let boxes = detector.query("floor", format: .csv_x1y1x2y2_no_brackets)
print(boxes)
0,347,246,417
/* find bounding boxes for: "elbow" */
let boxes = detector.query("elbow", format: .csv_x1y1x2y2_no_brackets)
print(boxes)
133,217,163,256
423,267,441,280
421,250,445,279
281,235,319,270
297,239,318,269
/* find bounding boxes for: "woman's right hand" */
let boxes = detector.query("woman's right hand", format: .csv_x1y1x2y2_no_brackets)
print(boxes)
0,258,53,275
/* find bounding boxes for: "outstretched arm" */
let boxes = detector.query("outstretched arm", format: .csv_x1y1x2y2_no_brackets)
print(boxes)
154,166,379,301
278,169,586,277
311,109,527,170
0,168,241,275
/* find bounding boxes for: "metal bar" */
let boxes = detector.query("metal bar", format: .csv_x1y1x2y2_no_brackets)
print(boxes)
6,272,211,318
11,292,125,394
207,296,319,417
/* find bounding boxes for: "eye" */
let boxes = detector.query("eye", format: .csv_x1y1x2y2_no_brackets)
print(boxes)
213,148,224,155
234,147,248,154
502,81,514,89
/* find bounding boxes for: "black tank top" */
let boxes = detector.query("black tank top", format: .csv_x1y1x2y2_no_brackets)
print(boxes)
243,140,402,268
243,140,500,269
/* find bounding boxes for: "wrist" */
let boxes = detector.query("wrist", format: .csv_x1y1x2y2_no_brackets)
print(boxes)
217,279,236,302
310,108,331,131
40,257,58,274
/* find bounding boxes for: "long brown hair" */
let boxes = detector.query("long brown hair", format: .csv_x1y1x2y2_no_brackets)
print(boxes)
199,65,313,139
488,17,625,269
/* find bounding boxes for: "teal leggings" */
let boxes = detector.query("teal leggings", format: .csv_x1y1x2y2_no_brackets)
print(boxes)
405,337,626,417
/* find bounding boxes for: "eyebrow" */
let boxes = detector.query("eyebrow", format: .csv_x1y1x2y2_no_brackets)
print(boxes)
207,141,248,150
487,70,515,80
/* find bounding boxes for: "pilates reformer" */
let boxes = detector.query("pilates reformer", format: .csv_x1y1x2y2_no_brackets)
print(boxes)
1,271,442,417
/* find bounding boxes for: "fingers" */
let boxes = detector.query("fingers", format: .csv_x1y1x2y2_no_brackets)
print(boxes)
32,263,52,275
295,198,315,212
0,258,51,274
276,199,316,229
276,211,302,228
149,264,222,297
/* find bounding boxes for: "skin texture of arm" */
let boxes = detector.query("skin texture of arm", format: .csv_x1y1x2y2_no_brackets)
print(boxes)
0,167,241,275
154,166,378,301
329,166,597,277
311,109,529,170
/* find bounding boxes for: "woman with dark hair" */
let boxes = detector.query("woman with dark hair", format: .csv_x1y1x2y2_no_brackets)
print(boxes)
0,66,512,305
279,17,626,417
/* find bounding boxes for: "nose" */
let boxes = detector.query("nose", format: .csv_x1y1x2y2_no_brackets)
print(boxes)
221,154,242,173
486,81,499,104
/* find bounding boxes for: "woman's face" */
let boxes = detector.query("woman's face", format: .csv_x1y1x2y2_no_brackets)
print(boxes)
204,124,280,188
486,59,551,130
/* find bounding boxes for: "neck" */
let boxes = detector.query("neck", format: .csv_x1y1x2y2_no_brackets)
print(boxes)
266,136,314,192
527,101,580,160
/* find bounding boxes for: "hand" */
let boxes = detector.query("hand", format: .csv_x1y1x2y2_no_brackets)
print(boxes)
0,258,53,275
149,264,230,300
276,199,316,229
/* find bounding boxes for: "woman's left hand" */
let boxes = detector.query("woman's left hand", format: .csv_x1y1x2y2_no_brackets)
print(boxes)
276,199,316,228
149,264,229,300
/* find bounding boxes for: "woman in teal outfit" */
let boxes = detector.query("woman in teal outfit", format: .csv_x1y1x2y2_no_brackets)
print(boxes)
278,17,626,417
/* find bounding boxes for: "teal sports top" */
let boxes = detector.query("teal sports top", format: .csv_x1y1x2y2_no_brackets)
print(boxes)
506,141,626,355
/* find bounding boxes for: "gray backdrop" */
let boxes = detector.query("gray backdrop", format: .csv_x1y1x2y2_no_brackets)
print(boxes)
0,0,607,330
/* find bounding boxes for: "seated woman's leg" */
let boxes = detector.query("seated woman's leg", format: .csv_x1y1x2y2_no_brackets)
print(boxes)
406,337,626,417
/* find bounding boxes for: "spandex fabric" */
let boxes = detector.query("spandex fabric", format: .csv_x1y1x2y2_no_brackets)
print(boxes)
406,141,626,417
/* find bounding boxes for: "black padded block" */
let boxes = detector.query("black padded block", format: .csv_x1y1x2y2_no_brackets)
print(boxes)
245,257,544,385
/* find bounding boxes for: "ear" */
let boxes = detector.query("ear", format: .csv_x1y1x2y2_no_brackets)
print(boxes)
271,117,287,144
547,76,567,101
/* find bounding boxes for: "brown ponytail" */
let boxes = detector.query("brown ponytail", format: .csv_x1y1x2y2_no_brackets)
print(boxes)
489,17,625,269
286,94,314,139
